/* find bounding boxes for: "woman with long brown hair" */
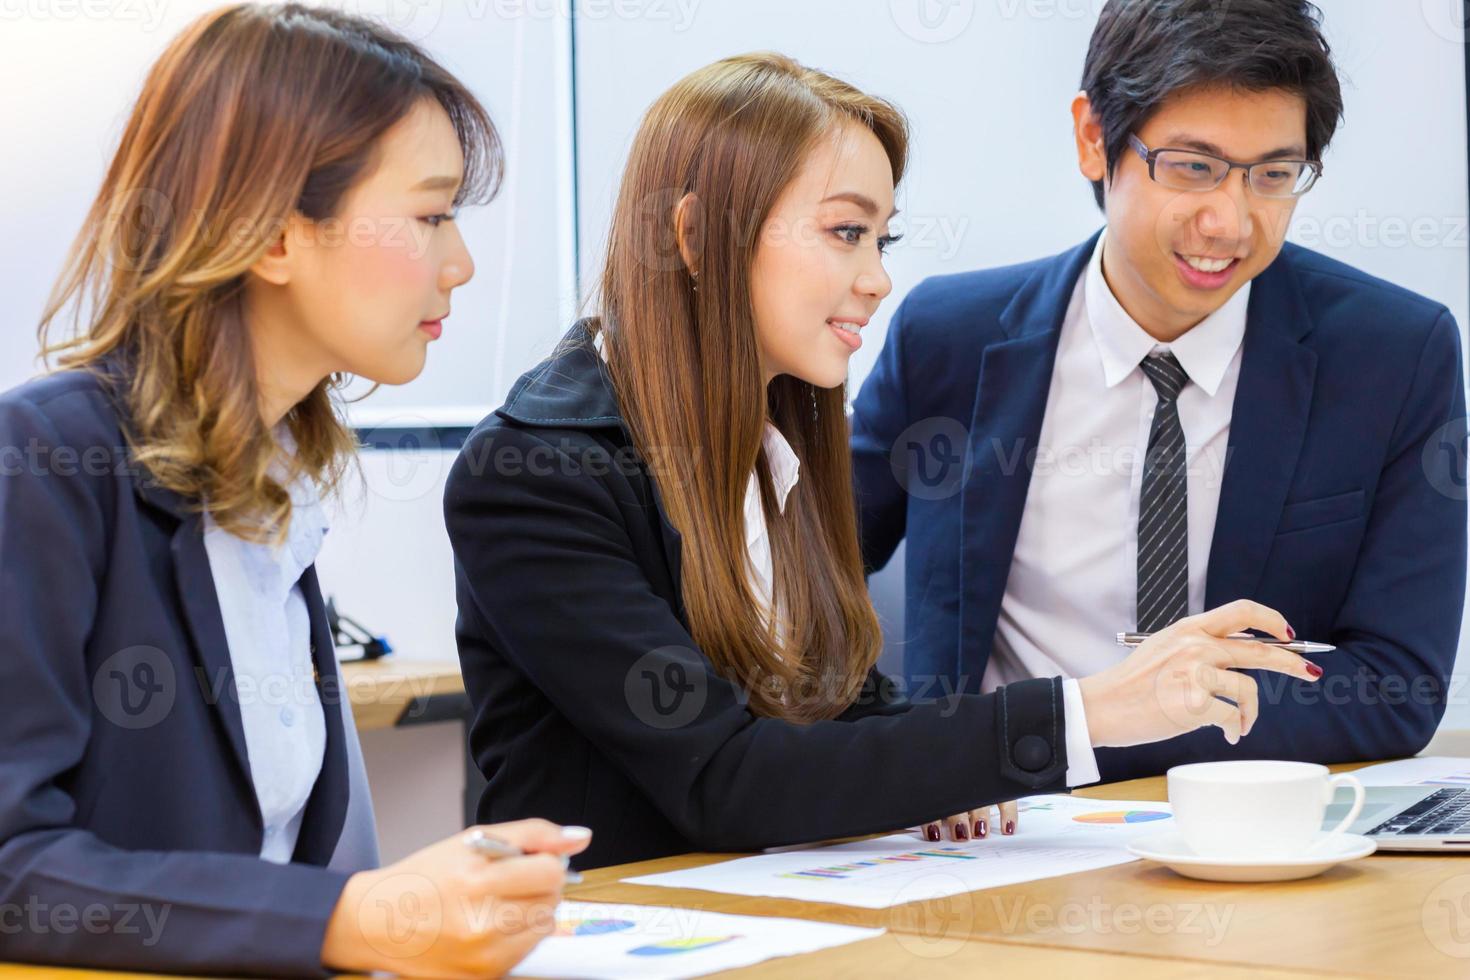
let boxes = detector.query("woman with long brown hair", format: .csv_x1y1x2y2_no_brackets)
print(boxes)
0,5,586,976
445,52,1320,870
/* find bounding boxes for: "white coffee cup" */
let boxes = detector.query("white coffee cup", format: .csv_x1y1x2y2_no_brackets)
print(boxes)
1167,760,1365,858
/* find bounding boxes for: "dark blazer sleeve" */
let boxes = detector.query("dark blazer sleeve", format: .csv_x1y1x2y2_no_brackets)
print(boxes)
0,395,350,978
445,423,1070,853
850,296,913,575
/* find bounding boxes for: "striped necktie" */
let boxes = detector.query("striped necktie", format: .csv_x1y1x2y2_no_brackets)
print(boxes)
1136,351,1191,632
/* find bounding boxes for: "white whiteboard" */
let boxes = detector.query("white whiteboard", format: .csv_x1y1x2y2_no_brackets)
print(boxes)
0,0,579,426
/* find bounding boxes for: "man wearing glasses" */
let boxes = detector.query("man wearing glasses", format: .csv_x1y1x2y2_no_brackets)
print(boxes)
853,0,1466,782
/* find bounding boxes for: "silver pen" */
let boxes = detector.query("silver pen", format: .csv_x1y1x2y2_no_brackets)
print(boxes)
1115,631,1336,656
464,828,584,885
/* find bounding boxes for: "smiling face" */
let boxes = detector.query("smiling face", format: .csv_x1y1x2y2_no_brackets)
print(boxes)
748,121,897,389
247,97,476,413
1075,84,1309,340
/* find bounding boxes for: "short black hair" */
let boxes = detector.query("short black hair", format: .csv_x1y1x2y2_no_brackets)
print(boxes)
1079,0,1344,210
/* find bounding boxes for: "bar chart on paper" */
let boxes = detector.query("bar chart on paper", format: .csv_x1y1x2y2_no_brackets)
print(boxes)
624,796,1175,909
777,843,982,881
1072,809,1172,825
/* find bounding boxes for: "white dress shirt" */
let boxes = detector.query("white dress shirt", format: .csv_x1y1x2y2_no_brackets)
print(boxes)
743,422,802,633
984,231,1251,767
203,452,330,864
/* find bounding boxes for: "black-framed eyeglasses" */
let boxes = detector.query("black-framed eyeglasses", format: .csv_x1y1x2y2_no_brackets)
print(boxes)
1128,134,1323,199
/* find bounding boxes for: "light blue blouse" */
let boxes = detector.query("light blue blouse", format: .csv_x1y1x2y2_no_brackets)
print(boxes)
202,450,378,870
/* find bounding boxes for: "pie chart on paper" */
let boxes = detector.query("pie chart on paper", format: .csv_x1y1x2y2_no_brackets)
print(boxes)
555,917,637,936
1073,809,1172,825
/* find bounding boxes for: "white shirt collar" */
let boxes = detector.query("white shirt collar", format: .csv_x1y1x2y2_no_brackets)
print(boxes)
205,426,330,594
763,423,801,512
743,423,800,547
1084,230,1250,397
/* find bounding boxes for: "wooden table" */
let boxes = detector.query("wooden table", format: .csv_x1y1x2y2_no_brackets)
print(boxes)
559,761,1470,979
5,761,1469,978
339,658,466,732
0,941,1325,979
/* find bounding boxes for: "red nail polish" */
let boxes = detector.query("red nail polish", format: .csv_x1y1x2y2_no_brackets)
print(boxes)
1305,661,1323,679
1287,625,1297,640
925,824,941,842
975,819,987,839
1004,820,1015,835
953,822,969,841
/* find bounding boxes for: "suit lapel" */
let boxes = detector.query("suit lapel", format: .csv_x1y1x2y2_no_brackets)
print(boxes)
956,234,1099,692
138,478,351,865
290,565,350,865
136,482,259,821
1205,251,1318,607
495,326,691,620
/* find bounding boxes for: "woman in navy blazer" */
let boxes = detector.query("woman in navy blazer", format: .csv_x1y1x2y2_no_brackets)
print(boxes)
0,6,586,977
444,54,1321,871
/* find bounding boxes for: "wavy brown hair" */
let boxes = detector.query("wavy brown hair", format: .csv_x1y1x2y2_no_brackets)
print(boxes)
38,2,502,541
591,53,907,722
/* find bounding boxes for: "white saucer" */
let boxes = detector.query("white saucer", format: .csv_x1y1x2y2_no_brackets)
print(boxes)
1127,830,1377,882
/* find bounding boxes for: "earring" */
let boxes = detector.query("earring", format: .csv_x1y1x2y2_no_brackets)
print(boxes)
690,270,699,292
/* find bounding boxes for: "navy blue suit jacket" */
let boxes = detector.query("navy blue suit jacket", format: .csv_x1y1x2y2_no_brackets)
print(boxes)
0,367,355,976
853,232,1467,780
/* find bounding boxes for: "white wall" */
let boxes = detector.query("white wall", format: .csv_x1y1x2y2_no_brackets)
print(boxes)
316,450,462,663
1296,0,1469,332
0,0,579,422
574,0,1469,374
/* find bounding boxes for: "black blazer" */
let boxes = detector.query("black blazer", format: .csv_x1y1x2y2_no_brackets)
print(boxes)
0,366,355,977
445,321,1073,870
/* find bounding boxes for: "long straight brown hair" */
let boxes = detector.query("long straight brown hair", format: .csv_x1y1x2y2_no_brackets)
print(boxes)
38,3,502,541
592,53,907,722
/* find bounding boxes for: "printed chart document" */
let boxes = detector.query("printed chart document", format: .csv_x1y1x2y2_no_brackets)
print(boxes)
509,901,883,979
624,795,1174,909
1348,757,1470,788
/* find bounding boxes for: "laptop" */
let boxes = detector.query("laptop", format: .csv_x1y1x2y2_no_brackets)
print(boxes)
1327,786,1470,850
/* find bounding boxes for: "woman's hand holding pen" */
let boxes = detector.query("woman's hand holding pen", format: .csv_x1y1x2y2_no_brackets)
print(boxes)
321,819,592,978
1078,599,1323,748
